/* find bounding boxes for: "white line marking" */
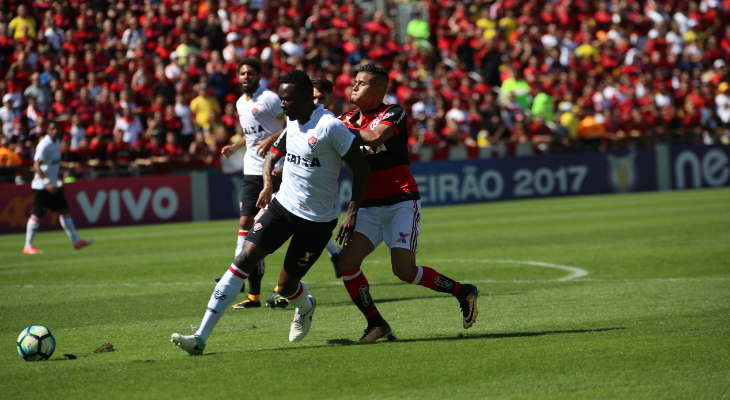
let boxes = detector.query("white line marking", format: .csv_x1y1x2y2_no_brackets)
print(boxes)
363,259,589,281
2,277,729,289
2,259,728,289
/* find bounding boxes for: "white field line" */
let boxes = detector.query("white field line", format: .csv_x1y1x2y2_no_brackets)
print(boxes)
1,259,729,288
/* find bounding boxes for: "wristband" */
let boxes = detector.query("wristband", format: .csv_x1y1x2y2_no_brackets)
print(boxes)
42,177,51,185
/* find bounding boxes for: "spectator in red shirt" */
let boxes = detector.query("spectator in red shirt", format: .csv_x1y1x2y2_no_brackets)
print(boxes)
71,87,95,128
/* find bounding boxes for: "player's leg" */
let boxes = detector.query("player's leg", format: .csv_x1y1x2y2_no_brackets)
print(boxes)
24,190,46,254
173,200,293,355
54,188,93,250
387,200,479,329
325,240,342,278
279,214,337,342
338,210,393,343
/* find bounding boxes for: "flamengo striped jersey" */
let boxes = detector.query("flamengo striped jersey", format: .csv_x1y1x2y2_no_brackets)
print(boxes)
270,104,354,222
340,103,420,207
236,85,286,175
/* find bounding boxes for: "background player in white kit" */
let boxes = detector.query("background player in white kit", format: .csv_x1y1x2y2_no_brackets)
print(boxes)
171,70,370,354
218,58,285,309
23,122,93,254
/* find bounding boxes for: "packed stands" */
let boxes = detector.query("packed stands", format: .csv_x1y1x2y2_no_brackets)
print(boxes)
0,0,729,183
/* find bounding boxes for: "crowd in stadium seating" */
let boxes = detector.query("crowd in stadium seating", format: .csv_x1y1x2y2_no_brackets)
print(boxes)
0,0,729,182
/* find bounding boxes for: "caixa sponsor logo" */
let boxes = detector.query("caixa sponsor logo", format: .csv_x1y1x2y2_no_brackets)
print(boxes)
76,187,179,223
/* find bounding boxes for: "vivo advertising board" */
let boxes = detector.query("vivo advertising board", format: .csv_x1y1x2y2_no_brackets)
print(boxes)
0,175,192,234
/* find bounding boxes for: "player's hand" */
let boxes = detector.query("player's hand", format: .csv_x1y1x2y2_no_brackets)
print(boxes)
272,166,283,177
46,182,57,194
254,135,278,157
256,184,274,209
220,145,237,159
335,211,357,246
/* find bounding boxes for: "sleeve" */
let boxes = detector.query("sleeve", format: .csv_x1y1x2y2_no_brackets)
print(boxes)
379,105,407,137
33,141,45,162
328,119,355,158
270,127,287,157
261,93,284,121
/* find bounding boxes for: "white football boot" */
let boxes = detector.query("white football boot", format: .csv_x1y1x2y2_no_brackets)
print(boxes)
289,295,316,342
171,333,205,356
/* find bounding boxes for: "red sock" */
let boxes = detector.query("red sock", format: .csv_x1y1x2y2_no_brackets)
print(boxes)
341,268,385,323
409,266,461,296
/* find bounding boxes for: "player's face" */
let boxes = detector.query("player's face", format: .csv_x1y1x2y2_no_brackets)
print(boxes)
313,88,333,110
47,124,59,141
279,83,306,121
350,72,379,106
238,65,260,92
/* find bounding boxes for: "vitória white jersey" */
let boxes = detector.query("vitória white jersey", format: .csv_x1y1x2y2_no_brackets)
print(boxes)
277,104,354,222
31,135,61,190
236,85,286,175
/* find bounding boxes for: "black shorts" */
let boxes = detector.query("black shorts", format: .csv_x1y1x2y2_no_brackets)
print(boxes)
246,198,337,280
33,188,70,217
239,174,281,217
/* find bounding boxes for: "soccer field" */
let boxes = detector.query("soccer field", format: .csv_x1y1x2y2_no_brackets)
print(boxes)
1,188,729,399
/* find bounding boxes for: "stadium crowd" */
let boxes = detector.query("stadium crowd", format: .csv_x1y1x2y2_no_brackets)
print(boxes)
1,0,729,182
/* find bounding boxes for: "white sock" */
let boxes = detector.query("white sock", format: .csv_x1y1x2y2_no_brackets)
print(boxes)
235,230,248,258
59,214,80,245
196,264,248,342
285,281,311,314
325,240,340,257
25,215,40,248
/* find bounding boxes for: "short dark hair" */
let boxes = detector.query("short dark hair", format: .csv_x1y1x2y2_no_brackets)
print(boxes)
357,64,389,90
280,69,313,96
237,58,262,75
311,77,333,95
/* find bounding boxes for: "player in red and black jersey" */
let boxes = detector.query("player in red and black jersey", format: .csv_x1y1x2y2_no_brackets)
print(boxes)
337,64,479,343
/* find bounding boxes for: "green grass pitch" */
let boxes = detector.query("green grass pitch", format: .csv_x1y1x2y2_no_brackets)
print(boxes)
1,188,729,399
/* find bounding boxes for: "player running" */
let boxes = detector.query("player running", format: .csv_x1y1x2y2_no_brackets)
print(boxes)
337,64,479,343
260,77,344,310
23,122,93,254
218,58,285,309
171,70,370,354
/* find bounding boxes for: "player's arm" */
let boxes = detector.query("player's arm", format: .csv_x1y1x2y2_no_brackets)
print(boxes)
220,135,247,159
253,128,283,157
256,150,284,209
336,141,371,245
350,124,396,148
33,159,56,194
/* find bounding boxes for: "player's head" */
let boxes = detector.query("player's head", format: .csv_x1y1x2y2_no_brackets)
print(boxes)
350,64,389,107
238,58,262,94
312,77,334,110
47,122,60,141
279,70,313,122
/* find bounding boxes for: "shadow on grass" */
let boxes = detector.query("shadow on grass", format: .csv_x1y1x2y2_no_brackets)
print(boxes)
326,292,525,307
251,327,624,352
368,327,625,345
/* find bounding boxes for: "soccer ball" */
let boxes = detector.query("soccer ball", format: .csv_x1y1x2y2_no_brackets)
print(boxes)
17,325,56,361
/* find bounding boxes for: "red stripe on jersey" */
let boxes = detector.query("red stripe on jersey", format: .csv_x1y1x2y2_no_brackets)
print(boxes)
379,121,398,136
270,146,285,157
363,165,419,200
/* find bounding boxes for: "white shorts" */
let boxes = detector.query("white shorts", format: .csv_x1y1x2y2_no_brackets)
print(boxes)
355,200,421,252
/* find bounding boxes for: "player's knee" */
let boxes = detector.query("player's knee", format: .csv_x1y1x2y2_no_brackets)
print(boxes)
337,253,359,273
392,263,414,282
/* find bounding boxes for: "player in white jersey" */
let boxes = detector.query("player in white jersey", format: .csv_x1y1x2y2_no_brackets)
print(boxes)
260,77,344,310
171,70,370,355
218,59,286,309
23,122,93,254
